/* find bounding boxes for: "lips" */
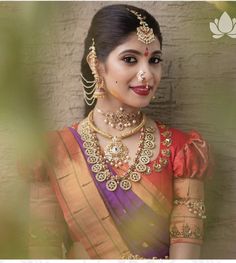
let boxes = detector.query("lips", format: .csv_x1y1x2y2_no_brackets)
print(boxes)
130,85,151,96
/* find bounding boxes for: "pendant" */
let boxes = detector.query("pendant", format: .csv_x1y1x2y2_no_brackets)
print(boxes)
104,136,129,167
130,172,141,182
106,179,118,191
120,179,132,191
96,171,107,182
136,163,147,173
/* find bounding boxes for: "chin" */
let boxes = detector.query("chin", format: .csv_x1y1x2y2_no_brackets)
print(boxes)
130,99,151,109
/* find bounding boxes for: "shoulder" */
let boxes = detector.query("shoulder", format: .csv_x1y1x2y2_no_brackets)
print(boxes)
154,120,206,153
24,123,80,182
154,120,212,180
46,122,80,149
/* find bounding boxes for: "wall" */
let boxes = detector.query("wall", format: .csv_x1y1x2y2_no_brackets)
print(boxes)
0,1,236,258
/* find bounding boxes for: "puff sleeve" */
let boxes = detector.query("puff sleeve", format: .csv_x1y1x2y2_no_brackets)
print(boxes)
172,130,212,180
169,130,212,248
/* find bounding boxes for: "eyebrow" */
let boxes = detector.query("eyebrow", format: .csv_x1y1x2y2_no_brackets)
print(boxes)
119,49,162,56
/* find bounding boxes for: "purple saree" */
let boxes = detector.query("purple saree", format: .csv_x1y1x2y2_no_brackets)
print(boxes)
69,127,170,259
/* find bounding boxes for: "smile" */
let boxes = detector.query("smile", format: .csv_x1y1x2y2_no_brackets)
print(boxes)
130,85,152,96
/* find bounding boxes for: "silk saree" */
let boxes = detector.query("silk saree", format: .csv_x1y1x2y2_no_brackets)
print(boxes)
23,121,211,259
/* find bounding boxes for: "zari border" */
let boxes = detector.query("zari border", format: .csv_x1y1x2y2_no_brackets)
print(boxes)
46,128,130,259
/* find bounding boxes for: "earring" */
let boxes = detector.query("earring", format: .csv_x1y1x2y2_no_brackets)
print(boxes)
137,70,145,82
80,38,106,106
93,77,106,99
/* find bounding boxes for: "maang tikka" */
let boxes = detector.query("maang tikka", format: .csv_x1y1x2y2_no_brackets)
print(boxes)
127,9,155,44
80,38,106,106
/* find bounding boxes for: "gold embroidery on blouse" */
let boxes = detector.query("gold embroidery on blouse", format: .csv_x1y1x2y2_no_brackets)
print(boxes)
170,223,203,240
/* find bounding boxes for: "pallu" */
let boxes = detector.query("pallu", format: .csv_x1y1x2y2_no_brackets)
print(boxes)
26,121,211,259
44,122,174,259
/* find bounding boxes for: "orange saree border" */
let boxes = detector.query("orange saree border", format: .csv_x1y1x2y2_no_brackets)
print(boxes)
46,128,129,259
45,127,172,258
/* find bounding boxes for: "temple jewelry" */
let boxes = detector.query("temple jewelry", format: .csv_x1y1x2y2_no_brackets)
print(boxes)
170,223,203,240
80,38,105,106
88,110,146,140
127,9,155,44
173,198,206,219
87,110,146,168
79,114,156,191
137,70,145,82
96,107,142,131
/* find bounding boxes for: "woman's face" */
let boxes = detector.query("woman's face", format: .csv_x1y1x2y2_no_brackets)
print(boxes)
98,32,162,109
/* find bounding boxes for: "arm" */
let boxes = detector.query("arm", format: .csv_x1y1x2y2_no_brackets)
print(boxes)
169,178,205,259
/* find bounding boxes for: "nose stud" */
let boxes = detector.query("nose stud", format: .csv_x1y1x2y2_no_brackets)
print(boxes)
137,70,145,82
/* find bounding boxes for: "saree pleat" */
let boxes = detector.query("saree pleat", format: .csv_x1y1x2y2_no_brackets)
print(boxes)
69,127,170,258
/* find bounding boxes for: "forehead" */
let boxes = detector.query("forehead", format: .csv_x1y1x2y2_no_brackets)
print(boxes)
110,32,161,55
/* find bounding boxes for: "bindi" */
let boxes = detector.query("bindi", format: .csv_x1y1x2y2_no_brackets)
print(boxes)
144,47,149,57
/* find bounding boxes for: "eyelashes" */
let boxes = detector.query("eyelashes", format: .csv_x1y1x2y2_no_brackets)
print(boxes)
122,56,163,64
122,57,137,63
149,57,163,64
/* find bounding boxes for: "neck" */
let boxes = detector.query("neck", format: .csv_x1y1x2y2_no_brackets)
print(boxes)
91,99,142,136
95,97,140,114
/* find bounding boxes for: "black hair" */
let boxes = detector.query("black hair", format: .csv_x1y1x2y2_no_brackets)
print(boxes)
81,4,162,116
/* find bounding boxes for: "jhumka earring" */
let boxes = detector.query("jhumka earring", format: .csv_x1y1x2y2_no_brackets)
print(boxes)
80,38,106,106
127,9,155,44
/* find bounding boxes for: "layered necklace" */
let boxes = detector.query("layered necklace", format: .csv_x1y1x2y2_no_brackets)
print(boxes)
79,110,156,191
88,110,146,167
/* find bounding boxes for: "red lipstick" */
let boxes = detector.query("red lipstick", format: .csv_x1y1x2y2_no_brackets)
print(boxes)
130,85,151,96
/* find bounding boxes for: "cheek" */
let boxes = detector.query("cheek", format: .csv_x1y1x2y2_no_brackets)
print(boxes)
108,83,125,100
155,67,162,82
109,90,124,100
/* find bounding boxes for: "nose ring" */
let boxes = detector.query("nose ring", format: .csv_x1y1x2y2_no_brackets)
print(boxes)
137,70,145,82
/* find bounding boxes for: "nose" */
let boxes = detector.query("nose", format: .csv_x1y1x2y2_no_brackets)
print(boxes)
139,64,153,84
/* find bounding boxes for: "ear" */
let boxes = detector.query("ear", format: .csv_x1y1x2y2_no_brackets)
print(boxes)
86,54,96,74
97,61,106,77
86,55,106,77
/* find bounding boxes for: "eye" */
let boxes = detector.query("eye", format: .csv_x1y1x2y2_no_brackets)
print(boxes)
122,56,137,64
150,56,163,64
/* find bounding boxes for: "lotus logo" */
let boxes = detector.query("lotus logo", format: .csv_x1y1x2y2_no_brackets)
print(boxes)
209,11,236,39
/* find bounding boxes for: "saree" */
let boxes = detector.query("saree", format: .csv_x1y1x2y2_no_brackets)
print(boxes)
44,122,173,259
30,120,211,259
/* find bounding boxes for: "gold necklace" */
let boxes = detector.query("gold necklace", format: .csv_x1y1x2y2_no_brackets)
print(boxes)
79,119,156,191
96,107,142,131
88,110,146,139
87,110,146,167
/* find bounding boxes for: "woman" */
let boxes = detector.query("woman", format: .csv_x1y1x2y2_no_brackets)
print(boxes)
25,4,211,259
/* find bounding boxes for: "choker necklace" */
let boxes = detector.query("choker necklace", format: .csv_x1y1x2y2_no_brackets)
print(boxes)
96,107,142,131
87,110,146,167
79,117,156,191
